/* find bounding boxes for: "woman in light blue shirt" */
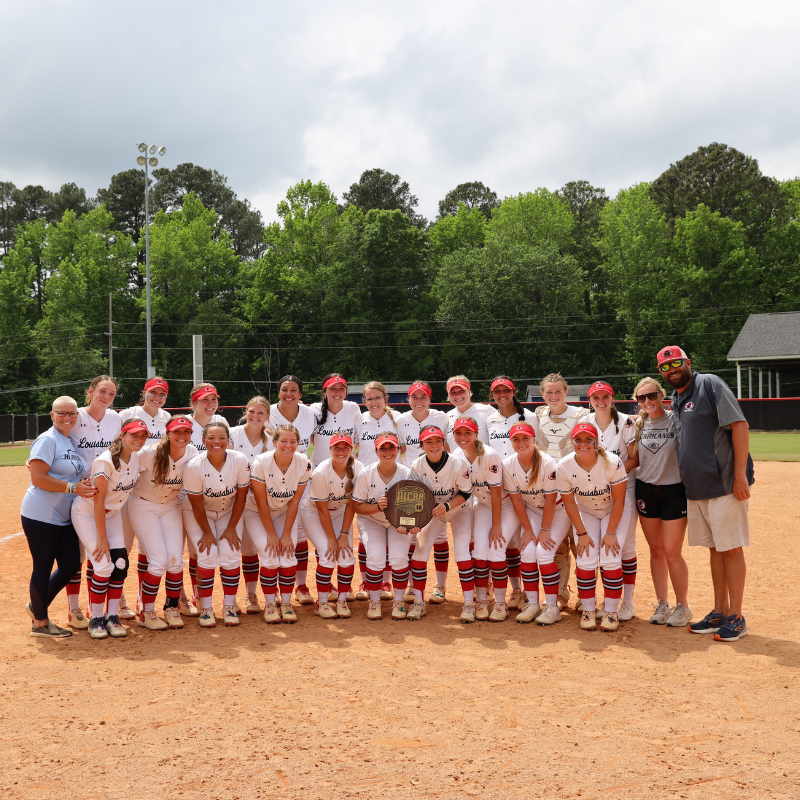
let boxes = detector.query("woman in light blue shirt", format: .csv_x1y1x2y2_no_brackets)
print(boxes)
21,396,97,637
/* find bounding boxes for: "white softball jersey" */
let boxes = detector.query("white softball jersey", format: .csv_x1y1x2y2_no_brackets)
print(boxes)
397,408,449,464
72,450,140,515
485,408,541,459
188,413,229,452
451,444,505,508
70,407,122,477
556,452,628,519
183,450,251,518
249,451,311,514
310,400,362,466
355,411,401,467
352,462,413,528
585,411,637,483
229,424,273,464
536,405,589,462
119,405,171,440
269,403,316,454
301,457,364,512
133,443,199,504
502,451,559,511
410,452,473,521
446,403,492,450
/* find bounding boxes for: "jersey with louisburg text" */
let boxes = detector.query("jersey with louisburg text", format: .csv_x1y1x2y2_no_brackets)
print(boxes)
536,405,588,462
485,408,540,459
72,450,140,515
502,451,559,511
269,404,316,455
70,407,122,477
397,408,449,464
446,403,492,450
410,452,472,521
229,424,273,466
133,443,198,505
310,400,362,466
353,462,413,528
188,414,229,452
119,405,171,440
355,411,400,467
183,450,250,518
452,445,505,508
585,411,637,483
556,452,627,519
302,457,364,512
249,451,311,514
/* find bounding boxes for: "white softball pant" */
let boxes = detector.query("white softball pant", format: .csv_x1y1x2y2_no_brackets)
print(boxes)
72,507,126,578
622,484,637,560
518,505,572,564
128,496,184,576
357,515,413,573
241,508,299,569
573,504,635,571
470,501,522,563
414,506,473,564
299,507,355,569
182,508,243,571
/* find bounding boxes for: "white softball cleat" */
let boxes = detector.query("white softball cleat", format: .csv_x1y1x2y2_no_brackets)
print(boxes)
515,601,542,624
536,604,562,625
138,609,169,631
367,600,382,620
223,606,240,626
164,607,184,629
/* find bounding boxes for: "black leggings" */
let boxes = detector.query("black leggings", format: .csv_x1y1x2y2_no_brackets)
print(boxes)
21,515,81,621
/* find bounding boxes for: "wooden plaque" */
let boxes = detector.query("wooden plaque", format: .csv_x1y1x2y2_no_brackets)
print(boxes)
385,480,436,530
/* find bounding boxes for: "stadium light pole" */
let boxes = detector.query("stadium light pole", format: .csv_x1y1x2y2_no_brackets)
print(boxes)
136,143,166,379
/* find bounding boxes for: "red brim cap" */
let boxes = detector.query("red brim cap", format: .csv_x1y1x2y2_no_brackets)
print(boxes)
191,388,219,402
166,417,193,432
329,434,353,449
490,378,516,392
509,423,535,438
375,432,399,447
408,382,432,397
144,378,169,394
122,420,148,434
447,379,470,392
571,423,599,438
419,426,445,442
657,346,689,366
588,381,614,397
453,417,479,433
323,377,348,390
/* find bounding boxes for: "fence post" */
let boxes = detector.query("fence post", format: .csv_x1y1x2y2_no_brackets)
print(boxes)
193,335,203,386
10,413,13,444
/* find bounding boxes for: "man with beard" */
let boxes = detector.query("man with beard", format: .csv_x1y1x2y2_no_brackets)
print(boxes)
657,347,754,642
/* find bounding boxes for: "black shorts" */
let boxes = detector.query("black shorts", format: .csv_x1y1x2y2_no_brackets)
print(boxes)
635,480,687,521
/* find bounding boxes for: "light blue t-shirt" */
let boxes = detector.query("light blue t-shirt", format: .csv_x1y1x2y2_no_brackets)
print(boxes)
20,427,85,525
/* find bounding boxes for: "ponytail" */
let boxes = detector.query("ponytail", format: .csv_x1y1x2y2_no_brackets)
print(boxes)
610,404,619,435
318,372,346,426
152,435,173,487
345,455,355,496
524,446,543,490
475,439,485,459
512,396,526,422
108,435,123,471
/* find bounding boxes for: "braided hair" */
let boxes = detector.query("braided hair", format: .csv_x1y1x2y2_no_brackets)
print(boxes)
317,373,345,426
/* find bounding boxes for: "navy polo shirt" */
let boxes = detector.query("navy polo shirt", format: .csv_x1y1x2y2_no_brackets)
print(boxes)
671,372,754,501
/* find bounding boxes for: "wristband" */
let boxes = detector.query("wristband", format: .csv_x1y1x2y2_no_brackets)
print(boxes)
340,530,349,535
577,532,588,537
443,502,450,513
540,527,550,531
606,531,617,536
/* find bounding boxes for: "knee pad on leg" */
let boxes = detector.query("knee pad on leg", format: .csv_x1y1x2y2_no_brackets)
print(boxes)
109,548,129,583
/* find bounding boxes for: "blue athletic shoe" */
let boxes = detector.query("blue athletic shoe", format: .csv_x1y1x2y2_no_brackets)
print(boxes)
714,615,748,642
688,609,725,635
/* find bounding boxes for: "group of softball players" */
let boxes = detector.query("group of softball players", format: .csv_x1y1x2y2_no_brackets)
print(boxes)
22,368,695,639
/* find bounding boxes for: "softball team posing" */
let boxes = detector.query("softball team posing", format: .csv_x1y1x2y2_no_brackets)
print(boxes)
21,371,696,637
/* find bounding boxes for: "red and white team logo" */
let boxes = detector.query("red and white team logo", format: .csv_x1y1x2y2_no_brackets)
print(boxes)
637,499,646,511
489,464,499,473
549,471,556,480
685,402,695,411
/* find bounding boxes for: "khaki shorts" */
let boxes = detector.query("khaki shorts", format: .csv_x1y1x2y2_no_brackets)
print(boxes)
687,494,749,552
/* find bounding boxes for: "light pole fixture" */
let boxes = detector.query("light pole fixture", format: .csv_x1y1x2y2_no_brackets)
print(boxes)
136,142,167,379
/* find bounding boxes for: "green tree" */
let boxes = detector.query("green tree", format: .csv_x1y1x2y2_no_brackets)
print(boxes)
96,169,146,243
0,181,16,256
486,188,574,253
438,181,499,220
428,203,487,266
44,182,93,222
341,168,425,227
12,185,52,228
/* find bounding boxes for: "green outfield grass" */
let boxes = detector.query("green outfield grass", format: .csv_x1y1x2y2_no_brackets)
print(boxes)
0,445,30,466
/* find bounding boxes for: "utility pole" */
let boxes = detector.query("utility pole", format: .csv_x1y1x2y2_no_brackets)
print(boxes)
108,293,113,378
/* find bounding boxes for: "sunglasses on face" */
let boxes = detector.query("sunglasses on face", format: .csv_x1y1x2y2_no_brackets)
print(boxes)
659,359,685,373
636,392,660,403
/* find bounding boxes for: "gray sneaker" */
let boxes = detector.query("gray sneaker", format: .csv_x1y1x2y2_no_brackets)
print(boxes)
650,599,673,625
30,621,72,638
666,603,693,627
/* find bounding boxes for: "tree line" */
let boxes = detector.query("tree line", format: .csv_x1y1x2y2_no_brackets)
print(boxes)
1,143,799,413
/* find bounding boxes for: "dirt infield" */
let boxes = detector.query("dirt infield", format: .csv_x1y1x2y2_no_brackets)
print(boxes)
1,463,799,799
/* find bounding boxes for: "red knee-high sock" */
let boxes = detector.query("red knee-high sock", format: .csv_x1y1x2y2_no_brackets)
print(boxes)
241,555,259,594
137,554,149,591
410,559,428,593
220,567,240,605
433,541,449,580
358,541,367,578
601,567,623,599
316,564,334,595
141,571,162,612
85,561,94,604
66,561,82,604
539,562,560,606
622,558,637,586
106,579,123,615
365,568,383,592
391,564,409,590
295,540,309,583
457,560,475,592
195,566,215,603
490,560,508,589
576,568,597,602
88,572,109,616
473,559,489,589
189,557,198,599
521,561,539,599
506,547,521,579
337,565,354,591
278,566,296,602
164,571,183,601
260,567,278,599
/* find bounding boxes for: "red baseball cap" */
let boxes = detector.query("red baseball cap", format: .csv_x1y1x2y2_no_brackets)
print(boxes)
657,346,689,367
571,423,598,438
453,417,478,433
166,416,193,432
121,419,148,434
447,378,470,393
329,433,353,449
490,377,516,392
408,382,432,397
375,431,399,448
588,381,614,397
191,386,219,402
323,376,348,390
419,426,445,442
509,423,535,438
144,378,169,394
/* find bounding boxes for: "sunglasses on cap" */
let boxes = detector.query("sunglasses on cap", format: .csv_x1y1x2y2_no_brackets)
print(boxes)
658,359,685,373
636,391,661,403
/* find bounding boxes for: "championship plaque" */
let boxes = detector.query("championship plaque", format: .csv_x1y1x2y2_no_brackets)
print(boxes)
385,480,436,530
